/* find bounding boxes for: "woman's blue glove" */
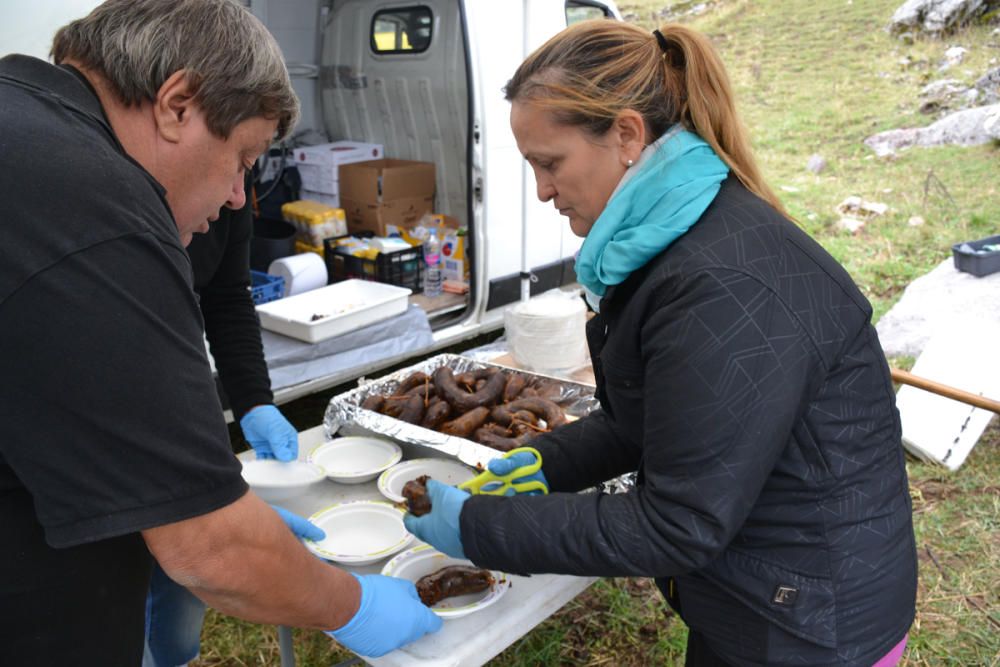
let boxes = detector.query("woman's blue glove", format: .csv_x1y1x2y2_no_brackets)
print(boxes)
271,505,326,541
402,480,469,559
327,573,442,657
240,404,298,461
487,450,549,495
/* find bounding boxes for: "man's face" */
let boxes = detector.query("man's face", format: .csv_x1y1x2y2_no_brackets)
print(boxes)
159,110,277,246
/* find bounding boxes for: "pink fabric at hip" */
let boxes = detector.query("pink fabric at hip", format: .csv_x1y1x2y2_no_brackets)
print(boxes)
872,634,908,667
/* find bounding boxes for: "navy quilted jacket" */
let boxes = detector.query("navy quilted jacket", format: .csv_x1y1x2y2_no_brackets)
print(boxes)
461,177,917,666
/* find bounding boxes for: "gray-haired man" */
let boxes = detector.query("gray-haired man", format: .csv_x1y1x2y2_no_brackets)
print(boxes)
0,1,439,663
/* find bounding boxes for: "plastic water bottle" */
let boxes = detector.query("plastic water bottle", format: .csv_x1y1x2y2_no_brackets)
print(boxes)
423,227,443,297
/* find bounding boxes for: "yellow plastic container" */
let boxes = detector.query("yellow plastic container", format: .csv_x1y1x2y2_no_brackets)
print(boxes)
294,240,325,256
281,200,347,248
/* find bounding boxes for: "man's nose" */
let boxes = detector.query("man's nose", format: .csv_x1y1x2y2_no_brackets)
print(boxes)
225,177,247,210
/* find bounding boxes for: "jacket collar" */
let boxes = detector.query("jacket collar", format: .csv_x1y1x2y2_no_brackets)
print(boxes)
0,55,116,140
0,54,166,199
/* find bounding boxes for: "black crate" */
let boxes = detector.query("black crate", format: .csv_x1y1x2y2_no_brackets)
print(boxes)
952,234,1000,277
323,235,424,292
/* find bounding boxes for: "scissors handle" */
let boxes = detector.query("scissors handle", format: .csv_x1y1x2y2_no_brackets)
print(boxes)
458,447,545,496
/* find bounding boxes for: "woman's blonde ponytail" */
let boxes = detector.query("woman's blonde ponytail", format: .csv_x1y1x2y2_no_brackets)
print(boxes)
504,19,786,217
655,25,786,215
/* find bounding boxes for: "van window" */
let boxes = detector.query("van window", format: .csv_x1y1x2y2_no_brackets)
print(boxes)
565,1,612,24
371,6,433,54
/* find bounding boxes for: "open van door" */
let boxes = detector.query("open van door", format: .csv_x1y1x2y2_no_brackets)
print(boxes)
251,0,619,343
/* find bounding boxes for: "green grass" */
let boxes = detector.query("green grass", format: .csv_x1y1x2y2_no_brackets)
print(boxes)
904,424,1000,666
624,0,1000,321
196,2,1000,664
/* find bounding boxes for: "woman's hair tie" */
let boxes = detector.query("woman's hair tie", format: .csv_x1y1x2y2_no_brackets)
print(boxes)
652,29,670,54
653,29,684,66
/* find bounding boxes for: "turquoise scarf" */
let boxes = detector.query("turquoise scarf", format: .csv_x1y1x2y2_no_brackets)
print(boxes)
575,128,729,305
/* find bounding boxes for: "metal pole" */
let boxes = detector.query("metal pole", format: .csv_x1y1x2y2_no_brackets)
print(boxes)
278,625,296,667
519,0,531,303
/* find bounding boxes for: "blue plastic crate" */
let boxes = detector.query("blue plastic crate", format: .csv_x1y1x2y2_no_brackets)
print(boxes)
250,270,285,304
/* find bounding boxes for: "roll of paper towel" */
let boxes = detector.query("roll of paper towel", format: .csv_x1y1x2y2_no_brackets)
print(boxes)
505,291,588,373
267,252,328,296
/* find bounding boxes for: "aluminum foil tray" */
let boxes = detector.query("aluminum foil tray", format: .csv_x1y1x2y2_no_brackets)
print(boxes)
323,353,600,469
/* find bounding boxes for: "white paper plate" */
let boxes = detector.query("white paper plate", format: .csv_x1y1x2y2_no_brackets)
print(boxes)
240,459,326,502
377,458,478,503
305,501,413,565
380,545,510,619
308,437,402,484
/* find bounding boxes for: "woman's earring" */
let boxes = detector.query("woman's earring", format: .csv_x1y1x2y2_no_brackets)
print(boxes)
626,159,634,167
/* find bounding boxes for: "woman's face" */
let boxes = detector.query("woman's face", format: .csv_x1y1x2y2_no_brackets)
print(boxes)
511,101,630,238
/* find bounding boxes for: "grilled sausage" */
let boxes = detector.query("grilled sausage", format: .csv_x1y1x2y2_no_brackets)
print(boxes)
440,406,490,437
505,396,567,428
397,392,426,424
402,475,432,516
420,398,452,429
361,394,385,412
416,565,494,606
433,367,506,411
395,371,431,395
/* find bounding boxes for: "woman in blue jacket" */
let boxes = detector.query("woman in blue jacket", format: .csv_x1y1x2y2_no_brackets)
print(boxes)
406,19,917,667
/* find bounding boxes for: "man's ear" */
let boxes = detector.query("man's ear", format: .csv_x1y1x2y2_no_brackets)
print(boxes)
153,70,197,144
614,109,647,167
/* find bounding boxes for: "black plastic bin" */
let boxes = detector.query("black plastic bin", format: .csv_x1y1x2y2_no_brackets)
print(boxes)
250,217,296,272
323,234,424,293
952,234,1000,277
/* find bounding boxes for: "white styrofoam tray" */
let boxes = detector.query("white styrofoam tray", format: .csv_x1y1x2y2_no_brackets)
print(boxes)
256,279,411,343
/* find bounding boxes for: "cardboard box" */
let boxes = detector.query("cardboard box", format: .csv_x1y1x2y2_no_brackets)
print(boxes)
440,227,467,283
339,159,436,236
298,169,341,196
293,141,384,196
300,188,342,210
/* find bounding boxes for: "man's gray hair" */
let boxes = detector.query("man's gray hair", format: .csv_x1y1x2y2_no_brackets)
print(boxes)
52,0,299,139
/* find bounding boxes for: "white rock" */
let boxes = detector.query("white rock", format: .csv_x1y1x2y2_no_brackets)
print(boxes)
836,217,866,234
944,45,968,64
908,215,926,226
920,78,965,97
807,154,827,173
891,0,991,34
836,196,889,218
876,258,1000,357
864,102,1000,154
985,106,1000,137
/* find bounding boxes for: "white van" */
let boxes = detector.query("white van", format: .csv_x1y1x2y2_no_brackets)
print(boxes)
1,0,621,401
248,0,620,397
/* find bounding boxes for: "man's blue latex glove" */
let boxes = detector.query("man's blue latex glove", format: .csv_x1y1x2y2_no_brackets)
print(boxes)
271,505,326,541
487,450,549,495
240,404,297,461
328,573,442,657
402,480,469,559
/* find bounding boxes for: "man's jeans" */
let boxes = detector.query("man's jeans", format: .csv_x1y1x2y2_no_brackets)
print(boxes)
142,561,206,667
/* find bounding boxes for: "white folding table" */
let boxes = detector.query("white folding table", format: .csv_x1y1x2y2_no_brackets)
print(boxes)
239,424,596,667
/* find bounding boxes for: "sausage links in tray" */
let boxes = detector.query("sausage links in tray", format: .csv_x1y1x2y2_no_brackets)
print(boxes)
324,353,599,467
359,365,570,452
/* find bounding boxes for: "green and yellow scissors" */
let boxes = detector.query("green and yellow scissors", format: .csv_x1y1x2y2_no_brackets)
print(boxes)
458,447,548,496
